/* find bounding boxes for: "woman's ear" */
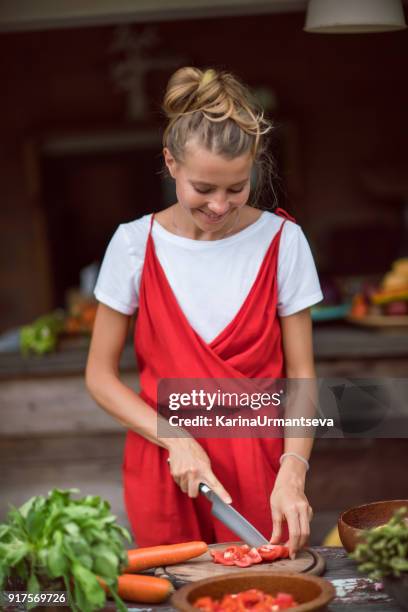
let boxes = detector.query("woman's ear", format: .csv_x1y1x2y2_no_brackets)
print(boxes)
163,147,177,179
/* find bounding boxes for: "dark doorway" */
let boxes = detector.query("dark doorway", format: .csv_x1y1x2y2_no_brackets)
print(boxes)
41,145,164,307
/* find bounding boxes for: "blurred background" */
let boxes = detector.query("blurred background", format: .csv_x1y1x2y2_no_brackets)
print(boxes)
0,0,407,545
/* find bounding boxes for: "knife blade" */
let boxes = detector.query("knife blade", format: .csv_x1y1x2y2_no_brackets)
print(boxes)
199,483,269,547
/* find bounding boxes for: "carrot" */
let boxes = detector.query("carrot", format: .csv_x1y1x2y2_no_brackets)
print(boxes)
125,540,208,572
99,574,174,603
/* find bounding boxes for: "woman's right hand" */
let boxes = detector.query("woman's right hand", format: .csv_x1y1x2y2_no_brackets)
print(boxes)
166,438,232,504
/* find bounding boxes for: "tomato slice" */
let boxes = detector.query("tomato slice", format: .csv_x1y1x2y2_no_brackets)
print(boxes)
279,546,290,559
195,596,215,610
247,547,263,563
210,550,227,564
257,544,283,561
194,590,298,612
275,592,298,609
233,554,253,567
236,589,264,605
210,543,290,567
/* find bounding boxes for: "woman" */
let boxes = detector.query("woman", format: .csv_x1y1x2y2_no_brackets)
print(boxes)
86,67,323,558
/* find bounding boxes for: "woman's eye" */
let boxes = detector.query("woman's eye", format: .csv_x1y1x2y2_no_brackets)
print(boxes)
193,186,245,194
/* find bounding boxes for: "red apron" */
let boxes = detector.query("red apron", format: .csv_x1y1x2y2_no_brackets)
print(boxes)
123,208,294,545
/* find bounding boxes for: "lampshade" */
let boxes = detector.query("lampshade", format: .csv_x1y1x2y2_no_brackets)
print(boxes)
304,0,407,33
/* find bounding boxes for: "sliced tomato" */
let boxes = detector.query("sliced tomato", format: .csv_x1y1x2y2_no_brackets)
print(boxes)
257,544,283,561
195,590,298,612
236,589,264,605
221,557,236,566
210,550,227,564
275,592,298,608
210,548,237,566
279,546,290,559
219,594,240,611
195,596,216,610
210,543,290,567
263,594,278,606
247,547,263,563
233,554,253,567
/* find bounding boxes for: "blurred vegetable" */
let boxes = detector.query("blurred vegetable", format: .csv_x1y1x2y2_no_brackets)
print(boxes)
350,294,368,318
20,311,65,356
99,574,174,603
351,507,408,581
371,288,408,306
0,489,131,611
125,541,207,572
64,301,98,335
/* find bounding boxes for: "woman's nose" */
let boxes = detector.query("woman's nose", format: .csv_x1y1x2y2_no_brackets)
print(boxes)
207,197,230,215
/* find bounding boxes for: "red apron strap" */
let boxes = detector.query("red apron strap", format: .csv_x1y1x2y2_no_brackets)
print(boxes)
149,212,155,234
274,207,296,223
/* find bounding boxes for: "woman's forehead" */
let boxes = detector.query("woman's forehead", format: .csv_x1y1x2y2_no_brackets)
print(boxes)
183,141,252,182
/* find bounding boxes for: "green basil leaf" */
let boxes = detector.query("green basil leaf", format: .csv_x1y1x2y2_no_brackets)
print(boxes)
27,572,40,610
63,522,80,536
37,548,49,569
17,497,37,519
72,563,105,609
106,583,128,612
26,500,47,540
92,549,119,579
7,507,28,535
49,489,80,509
5,543,30,566
47,546,68,578
74,577,91,612
76,554,93,570
0,524,11,540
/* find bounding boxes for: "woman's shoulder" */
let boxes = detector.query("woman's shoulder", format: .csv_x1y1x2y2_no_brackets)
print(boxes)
260,209,301,243
115,213,152,257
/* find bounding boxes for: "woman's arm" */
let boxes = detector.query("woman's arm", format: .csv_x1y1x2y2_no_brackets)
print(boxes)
269,307,316,558
86,303,170,446
85,303,232,502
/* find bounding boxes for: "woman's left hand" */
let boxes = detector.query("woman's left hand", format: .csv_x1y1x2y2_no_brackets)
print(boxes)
269,471,313,560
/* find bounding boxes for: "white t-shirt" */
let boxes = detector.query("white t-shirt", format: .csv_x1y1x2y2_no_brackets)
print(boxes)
94,211,323,343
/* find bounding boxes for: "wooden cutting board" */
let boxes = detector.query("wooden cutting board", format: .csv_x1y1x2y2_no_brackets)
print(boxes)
155,542,325,583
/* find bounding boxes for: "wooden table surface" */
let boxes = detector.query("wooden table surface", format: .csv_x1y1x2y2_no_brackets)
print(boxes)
104,547,401,611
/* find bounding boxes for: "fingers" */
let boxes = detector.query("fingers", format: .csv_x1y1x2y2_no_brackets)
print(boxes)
177,467,200,497
285,510,301,560
284,502,313,559
167,457,232,503
298,504,311,549
205,474,232,504
270,508,283,543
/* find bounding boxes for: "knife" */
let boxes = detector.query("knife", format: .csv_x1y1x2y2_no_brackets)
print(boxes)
198,482,269,547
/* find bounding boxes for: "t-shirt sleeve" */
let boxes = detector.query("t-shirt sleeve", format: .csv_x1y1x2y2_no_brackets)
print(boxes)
94,224,141,315
277,222,323,317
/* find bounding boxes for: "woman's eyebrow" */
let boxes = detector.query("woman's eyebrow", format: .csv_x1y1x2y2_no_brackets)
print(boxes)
190,179,249,188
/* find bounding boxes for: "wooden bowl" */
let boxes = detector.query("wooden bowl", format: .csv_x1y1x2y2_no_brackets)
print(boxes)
338,499,408,553
171,571,335,612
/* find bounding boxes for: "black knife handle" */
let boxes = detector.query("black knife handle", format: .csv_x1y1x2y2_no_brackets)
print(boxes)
199,482,211,496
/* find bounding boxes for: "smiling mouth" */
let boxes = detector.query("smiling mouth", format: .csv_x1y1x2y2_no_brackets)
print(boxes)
199,209,229,222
